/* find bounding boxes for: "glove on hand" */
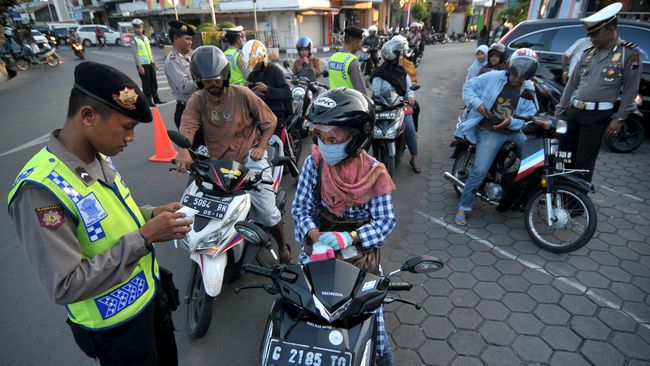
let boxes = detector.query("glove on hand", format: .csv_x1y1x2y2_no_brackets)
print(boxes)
309,242,336,262
319,232,353,251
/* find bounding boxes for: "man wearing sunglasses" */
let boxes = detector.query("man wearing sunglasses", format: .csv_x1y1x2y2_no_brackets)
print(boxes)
555,2,642,183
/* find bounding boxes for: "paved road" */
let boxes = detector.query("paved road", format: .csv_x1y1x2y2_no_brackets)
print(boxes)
0,43,648,366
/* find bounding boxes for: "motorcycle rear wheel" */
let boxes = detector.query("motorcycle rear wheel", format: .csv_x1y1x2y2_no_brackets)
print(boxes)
451,149,474,197
187,261,214,339
524,185,597,253
16,59,29,71
604,114,645,153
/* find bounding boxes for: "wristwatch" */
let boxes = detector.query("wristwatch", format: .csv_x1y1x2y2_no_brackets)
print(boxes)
350,230,360,244
141,233,153,251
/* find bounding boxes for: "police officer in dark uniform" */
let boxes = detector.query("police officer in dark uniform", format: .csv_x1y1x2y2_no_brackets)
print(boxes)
555,2,642,182
164,20,204,150
8,62,192,365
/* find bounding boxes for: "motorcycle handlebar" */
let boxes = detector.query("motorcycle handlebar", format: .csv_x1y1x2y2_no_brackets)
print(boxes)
513,115,534,122
243,264,273,278
387,282,413,291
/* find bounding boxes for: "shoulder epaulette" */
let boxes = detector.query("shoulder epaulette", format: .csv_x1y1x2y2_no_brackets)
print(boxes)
623,41,637,49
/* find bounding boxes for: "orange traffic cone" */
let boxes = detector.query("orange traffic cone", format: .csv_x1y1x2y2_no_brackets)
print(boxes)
149,107,178,162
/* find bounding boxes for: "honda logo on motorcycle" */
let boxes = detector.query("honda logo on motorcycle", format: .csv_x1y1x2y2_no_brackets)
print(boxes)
321,291,344,297
313,97,336,109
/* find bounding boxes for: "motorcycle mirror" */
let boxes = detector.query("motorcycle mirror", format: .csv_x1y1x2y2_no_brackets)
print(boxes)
555,119,568,134
234,221,270,247
384,296,396,304
282,60,290,69
271,156,292,167
401,255,444,274
167,131,191,149
321,70,329,78
409,85,421,91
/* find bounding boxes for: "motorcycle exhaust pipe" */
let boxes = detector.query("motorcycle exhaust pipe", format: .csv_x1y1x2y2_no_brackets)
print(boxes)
443,172,498,205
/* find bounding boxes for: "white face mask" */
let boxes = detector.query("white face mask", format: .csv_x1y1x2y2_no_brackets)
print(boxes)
318,138,350,166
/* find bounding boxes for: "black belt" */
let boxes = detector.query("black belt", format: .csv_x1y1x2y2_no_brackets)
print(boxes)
176,100,186,106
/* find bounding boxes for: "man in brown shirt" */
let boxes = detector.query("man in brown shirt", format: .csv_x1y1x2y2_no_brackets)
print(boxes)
175,46,292,264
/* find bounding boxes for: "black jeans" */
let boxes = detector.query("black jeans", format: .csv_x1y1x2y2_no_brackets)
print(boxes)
174,101,205,150
559,107,612,182
67,292,177,366
139,63,160,104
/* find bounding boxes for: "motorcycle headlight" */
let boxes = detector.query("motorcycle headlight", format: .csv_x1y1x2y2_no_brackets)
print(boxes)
555,120,568,135
292,87,306,100
194,198,247,254
385,125,398,139
373,126,383,137
313,295,352,323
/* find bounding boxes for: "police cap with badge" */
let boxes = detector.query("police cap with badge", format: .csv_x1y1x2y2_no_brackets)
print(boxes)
168,20,195,41
581,2,622,35
73,61,153,122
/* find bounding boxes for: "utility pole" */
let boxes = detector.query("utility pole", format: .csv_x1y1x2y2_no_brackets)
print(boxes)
47,0,55,22
208,0,216,25
486,0,496,32
253,0,258,35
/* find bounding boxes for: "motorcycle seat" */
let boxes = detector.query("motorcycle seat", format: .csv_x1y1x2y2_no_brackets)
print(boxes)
266,140,281,164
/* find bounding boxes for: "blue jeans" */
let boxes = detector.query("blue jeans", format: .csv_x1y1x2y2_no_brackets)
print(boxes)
404,114,418,156
458,126,527,212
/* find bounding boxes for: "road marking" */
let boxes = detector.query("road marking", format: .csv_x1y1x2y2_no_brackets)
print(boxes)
417,211,650,330
599,185,644,203
436,47,463,51
155,100,175,107
158,87,170,91
0,133,50,157
89,50,132,61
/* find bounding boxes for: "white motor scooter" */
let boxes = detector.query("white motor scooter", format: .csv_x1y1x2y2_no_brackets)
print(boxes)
167,131,288,339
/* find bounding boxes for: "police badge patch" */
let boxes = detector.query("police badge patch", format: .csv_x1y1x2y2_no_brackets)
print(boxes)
36,205,65,230
76,193,108,227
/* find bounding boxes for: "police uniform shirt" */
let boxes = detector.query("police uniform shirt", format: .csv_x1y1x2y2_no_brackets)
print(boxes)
558,37,642,120
8,131,154,304
164,47,197,103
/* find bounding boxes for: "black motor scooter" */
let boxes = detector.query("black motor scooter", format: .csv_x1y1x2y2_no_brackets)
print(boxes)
233,221,443,366
445,114,598,253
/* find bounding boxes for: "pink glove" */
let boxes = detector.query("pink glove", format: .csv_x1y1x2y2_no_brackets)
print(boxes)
319,232,353,251
309,242,336,262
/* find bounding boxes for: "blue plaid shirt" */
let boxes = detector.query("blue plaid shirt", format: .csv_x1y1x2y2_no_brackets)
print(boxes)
292,155,396,254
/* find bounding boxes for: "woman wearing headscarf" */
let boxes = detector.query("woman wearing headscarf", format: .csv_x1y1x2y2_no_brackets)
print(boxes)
466,44,489,80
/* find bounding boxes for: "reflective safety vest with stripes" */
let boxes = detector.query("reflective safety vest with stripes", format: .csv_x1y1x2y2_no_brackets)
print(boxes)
134,35,153,65
7,148,159,330
328,52,357,89
225,48,247,85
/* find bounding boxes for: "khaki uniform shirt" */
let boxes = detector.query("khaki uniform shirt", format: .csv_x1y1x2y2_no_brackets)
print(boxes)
557,37,642,120
164,47,197,103
8,131,153,305
180,86,277,163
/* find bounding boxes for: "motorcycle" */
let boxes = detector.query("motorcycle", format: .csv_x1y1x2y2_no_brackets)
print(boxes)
233,222,444,366
14,43,60,71
71,42,85,60
167,130,289,339
371,85,419,176
359,45,379,76
445,114,598,253
534,76,646,153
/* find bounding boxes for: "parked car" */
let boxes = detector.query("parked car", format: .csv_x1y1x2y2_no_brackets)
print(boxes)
31,30,49,49
76,25,122,47
52,27,72,46
497,18,650,124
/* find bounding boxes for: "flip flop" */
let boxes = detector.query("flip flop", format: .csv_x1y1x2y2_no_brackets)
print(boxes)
455,213,467,226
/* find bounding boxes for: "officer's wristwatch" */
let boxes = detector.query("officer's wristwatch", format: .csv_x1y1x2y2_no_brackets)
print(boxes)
350,230,360,244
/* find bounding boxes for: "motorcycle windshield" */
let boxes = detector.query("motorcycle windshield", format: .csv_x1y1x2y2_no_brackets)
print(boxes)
373,90,402,108
205,160,250,193
307,260,360,312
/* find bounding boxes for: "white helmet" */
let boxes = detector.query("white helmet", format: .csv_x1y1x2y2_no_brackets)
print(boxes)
132,18,144,26
382,35,409,61
368,25,377,33
410,22,419,29
242,39,269,71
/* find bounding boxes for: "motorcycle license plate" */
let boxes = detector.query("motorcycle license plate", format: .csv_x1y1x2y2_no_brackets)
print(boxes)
267,339,352,366
555,150,572,164
181,194,230,219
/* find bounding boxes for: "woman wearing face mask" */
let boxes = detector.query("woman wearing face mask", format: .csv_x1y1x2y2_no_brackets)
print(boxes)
291,88,397,365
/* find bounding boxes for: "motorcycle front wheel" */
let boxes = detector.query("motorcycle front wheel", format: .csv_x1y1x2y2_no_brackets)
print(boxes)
524,185,597,253
451,149,474,197
604,114,645,153
186,261,214,339
16,59,29,71
47,55,59,67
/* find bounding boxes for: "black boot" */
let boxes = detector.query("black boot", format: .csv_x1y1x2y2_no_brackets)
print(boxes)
269,221,291,264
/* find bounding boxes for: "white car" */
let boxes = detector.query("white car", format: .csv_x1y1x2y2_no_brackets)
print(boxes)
75,25,122,47
31,30,49,48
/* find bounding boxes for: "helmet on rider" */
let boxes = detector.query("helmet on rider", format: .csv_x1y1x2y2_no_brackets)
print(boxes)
410,22,419,31
487,43,506,64
381,36,409,62
132,18,144,26
305,88,375,158
368,25,377,36
190,45,231,94
507,48,539,79
295,36,313,56
242,39,269,72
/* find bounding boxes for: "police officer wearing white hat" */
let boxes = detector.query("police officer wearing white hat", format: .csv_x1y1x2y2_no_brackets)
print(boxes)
131,18,165,106
555,2,642,183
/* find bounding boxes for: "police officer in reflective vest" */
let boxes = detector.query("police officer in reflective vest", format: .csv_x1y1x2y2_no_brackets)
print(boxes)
8,62,192,365
556,2,642,182
132,18,165,106
223,26,247,86
328,26,368,94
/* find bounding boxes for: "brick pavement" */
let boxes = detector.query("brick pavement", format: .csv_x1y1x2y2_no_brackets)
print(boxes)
382,121,650,365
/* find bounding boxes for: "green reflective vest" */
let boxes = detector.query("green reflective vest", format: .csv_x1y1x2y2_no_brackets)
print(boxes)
134,35,153,65
328,52,357,89
224,48,247,86
7,148,158,330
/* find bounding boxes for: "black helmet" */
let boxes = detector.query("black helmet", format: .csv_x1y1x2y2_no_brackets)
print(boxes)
306,88,375,157
190,46,230,87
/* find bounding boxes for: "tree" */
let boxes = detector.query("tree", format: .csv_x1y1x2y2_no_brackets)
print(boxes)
0,0,20,15
498,1,530,26
410,1,429,24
